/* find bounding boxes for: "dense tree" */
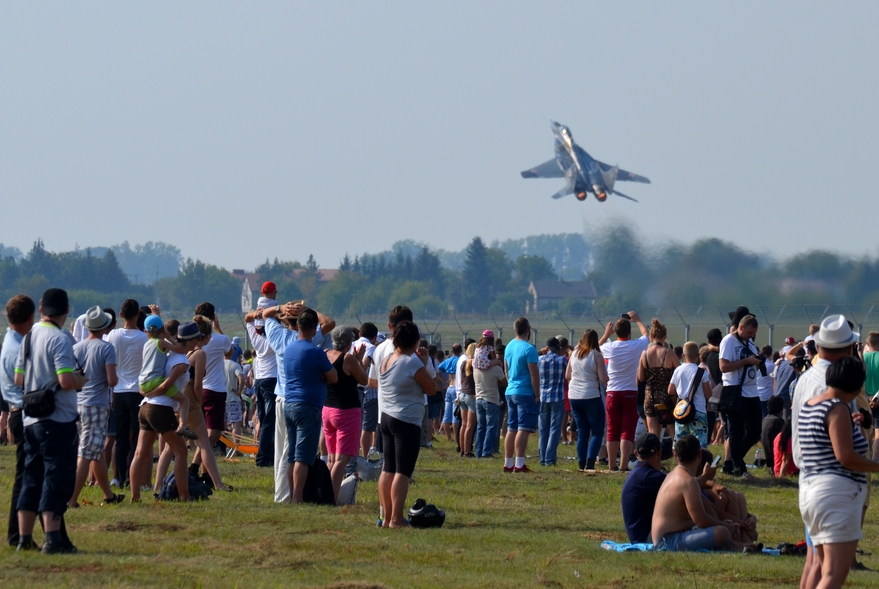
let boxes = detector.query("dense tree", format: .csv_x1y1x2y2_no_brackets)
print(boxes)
514,254,557,284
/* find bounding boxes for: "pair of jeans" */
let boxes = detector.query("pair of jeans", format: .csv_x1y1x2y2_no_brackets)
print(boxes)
475,399,500,457
538,400,565,465
113,391,142,485
254,377,277,467
570,397,606,467
726,396,763,473
7,410,24,545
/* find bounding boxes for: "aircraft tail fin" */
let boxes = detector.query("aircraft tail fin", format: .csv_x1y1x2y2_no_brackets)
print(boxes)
599,164,619,193
612,190,638,203
551,186,572,200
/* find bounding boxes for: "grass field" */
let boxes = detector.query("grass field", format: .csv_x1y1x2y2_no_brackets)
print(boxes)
2,438,878,589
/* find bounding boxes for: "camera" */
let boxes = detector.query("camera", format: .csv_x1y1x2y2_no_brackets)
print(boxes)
620,313,631,320
754,354,767,377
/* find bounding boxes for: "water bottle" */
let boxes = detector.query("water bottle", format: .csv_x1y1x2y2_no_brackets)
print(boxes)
754,447,763,467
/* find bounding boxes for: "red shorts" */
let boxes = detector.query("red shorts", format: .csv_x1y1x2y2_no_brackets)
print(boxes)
605,390,638,442
202,389,227,431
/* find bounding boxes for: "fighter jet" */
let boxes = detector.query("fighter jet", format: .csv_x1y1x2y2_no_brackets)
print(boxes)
521,121,650,202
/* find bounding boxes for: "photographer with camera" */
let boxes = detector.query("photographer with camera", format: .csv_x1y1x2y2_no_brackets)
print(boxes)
719,314,763,478
13,288,88,554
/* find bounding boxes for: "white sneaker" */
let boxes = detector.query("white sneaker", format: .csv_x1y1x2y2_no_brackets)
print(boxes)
110,478,121,488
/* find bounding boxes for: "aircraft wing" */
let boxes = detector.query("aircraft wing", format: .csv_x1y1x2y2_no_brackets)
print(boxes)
596,160,650,184
521,158,564,179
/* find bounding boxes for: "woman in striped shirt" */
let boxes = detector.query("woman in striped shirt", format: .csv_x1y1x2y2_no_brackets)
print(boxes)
797,356,879,589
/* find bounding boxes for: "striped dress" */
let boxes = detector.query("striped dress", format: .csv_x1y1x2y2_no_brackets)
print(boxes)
798,398,868,484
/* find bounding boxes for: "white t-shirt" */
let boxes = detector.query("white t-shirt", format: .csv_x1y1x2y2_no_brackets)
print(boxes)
352,336,375,361
245,322,277,379
71,313,89,343
719,333,760,398
599,335,649,392
756,360,776,402
144,351,189,409
107,328,149,393
201,333,233,392
670,363,710,414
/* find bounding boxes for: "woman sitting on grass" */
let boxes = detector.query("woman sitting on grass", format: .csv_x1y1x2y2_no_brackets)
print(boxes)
798,355,879,589
378,320,437,528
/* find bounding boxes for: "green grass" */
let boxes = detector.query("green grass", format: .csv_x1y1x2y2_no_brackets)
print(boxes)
1,438,878,588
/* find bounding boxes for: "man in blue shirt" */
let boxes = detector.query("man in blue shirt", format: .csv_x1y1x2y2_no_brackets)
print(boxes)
621,432,666,544
282,308,336,503
503,317,540,473
2,295,34,546
538,338,568,466
438,343,462,444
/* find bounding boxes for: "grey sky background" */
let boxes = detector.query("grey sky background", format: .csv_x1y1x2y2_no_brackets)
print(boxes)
3,2,878,270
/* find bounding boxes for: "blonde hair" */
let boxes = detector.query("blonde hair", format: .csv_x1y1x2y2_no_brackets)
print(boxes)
575,329,599,359
683,341,699,362
464,342,476,377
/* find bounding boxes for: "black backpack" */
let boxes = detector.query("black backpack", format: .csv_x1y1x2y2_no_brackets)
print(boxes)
156,472,213,501
303,456,335,505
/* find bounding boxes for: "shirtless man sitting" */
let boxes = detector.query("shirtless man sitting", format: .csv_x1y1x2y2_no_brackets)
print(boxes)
652,435,750,551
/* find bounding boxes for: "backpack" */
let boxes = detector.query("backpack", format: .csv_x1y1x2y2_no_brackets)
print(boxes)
156,472,213,501
303,456,335,505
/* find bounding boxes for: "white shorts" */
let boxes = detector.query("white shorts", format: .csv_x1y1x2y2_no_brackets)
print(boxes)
799,474,866,545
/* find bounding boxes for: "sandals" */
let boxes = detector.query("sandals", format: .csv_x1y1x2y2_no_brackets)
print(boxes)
102,493,125,505
176,427,199,440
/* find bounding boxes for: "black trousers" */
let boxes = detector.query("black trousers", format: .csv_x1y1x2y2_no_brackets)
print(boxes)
726,396,762,473
114,392,142,485
7,410,71,546
253,378,277,467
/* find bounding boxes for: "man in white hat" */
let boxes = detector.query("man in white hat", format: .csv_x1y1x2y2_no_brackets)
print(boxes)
789,314,861,587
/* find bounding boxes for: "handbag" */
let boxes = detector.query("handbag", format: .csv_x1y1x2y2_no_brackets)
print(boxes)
20,331,58,419
674,367,705,424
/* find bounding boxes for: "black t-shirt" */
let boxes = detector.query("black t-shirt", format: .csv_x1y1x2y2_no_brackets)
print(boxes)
706,350,721,391
621,461,666,544
760,414,784,467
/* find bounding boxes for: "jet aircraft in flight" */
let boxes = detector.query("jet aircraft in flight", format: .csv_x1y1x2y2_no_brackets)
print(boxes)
521,121,650,202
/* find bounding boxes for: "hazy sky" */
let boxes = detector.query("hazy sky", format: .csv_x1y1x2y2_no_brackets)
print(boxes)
3,2,878,270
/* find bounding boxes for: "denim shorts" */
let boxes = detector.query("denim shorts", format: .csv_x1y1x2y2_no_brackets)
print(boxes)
443,388,460,424
459,393,477,412
361,398,378,433
655,527,722,551
284,402,322,464
506,394,538,433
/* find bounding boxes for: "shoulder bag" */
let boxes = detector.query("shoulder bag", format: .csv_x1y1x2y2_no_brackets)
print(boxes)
20,331,59,418
717,335,753,414
674,367,705,424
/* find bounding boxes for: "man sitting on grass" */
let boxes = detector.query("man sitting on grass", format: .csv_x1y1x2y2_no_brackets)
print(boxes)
621,432,665,543
651,435,749,552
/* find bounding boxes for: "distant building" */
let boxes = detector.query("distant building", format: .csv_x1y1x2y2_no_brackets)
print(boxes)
231,270,262,313
527,279,597,313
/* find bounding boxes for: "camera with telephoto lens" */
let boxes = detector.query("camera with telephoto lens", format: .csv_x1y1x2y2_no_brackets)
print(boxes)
754,354,767,377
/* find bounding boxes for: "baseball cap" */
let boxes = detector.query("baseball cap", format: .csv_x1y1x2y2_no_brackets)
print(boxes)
261,281,277,294
144,315,164,332
482,329,494,338
635,432,661,457
40,288,69,317
232,336,241,345
546,337,561,350
785,336,796,345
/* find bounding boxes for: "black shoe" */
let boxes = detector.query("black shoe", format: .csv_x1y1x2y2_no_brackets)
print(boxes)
721,461,736,475
16,539,40,552
41,541,78,555
585,458,596,470
598,458,609,466
742,542,763,555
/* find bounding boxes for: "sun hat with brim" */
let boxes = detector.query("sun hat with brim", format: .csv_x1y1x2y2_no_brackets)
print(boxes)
176,322,202,341
144,315,165,333
84,305,112,331
728,306,751,327
813,314,859,349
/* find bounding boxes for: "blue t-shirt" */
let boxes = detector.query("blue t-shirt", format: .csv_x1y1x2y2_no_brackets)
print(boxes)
438,356,459,376
504,338,538,396
621,461,666,544
283,338,334,407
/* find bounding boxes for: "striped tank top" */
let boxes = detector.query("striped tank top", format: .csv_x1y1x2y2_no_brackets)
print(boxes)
798,398,868,484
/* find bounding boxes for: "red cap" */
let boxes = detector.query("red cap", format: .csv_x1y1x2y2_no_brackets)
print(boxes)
785,336,796,345
261,281,277,295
